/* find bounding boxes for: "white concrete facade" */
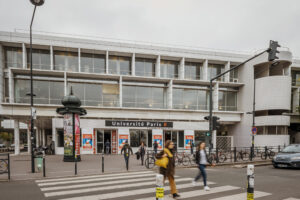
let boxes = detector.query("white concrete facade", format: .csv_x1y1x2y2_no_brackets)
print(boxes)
0,31,297,155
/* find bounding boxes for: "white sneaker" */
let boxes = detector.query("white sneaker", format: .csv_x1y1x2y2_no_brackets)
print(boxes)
204,186,210,191
192,180,197,186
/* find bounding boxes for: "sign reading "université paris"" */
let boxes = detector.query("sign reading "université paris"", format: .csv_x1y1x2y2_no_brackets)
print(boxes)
105,120,173,128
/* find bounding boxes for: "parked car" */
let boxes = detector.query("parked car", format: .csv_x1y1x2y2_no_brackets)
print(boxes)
0,144,6,148
8,144,15,151
272,144,300,169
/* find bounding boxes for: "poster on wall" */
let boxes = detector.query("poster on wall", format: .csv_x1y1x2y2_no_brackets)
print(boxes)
111,130,117,154
184,130,194,150
82,128,94,153
74,114,80,156
153,129,163,150
119,135,129,150
64,114,73,156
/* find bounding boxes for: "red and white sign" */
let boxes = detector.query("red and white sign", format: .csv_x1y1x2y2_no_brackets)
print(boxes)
153,129,163,150
82,128,94,154
111,130,117,154
184,130,194,150
74,114,80,156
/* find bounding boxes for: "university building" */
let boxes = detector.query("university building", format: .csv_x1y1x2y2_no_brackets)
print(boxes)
0,31,299,155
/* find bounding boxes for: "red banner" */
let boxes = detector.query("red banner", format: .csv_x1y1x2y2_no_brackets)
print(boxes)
111,130,117,154
74,114,80,156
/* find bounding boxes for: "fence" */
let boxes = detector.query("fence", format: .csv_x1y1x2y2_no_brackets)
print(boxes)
144,145,284,169
0,153,10,180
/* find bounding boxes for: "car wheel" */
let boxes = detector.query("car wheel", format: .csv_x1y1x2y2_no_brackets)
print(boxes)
273,164,278,169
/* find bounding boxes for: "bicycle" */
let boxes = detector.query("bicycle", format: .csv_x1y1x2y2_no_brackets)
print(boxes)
0,159,8,174
175,152,191,166
236,150,249,161
145,152,156,169
261,148,275,160
207,151,227,163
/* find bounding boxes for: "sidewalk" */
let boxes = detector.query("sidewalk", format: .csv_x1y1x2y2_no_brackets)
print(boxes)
0,154,150,181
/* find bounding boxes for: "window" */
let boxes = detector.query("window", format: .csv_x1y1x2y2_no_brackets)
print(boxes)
195,131,209,147
109,56,131,75
229,65,238,82
81,53,105,74
173,88,208,110
5,46,22,68
68,82,119,107
135,58,155,77
292,71,300,86
57,129,64,147
256,126,288,135
14,79,64,104
122,86,166,109
130,130,148,147
27,49,50,70
178,131,184,148
185,62,202,80
160,60,179,78
208,64,225,81
54,51,78,72
218,90,237,111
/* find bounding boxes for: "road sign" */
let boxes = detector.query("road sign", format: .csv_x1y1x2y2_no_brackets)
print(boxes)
251,127,257,135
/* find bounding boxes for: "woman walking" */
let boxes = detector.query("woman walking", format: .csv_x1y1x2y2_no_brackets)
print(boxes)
192,142,212,191
139,142,146,165
156,140,180,199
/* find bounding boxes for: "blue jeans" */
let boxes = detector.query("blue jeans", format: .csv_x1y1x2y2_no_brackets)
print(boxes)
194,164,207,186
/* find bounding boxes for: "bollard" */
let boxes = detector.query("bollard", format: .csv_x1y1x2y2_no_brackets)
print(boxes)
234,147,237,162
43,151,46,177
75,155,78,175
264,146,267,160
7,153,10,180
102,153,104,173
156,174,164,200
216,148,219,163
247,164,254,200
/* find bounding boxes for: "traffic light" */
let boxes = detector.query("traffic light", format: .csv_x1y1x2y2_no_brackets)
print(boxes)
212,116,221,130
268,40,280,61
204,116,210,121
206,132,211,137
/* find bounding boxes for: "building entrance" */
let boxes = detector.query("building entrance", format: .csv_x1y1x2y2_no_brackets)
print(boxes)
104,131,111,154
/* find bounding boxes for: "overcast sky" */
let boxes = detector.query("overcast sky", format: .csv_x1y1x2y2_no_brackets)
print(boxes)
0,0,299,57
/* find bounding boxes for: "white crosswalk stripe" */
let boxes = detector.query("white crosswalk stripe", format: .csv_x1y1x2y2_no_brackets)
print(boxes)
282,198,300,200
35,170,279,200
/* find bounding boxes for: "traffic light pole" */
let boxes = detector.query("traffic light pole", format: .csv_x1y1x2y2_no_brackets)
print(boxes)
208,49,269,149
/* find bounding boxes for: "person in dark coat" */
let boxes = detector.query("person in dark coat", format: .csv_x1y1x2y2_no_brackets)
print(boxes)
156,140,180,199
121,141,133,170
138,142,147,165
153,141,158,155
105,140,110,155
192,141,213,190
190,140,194,155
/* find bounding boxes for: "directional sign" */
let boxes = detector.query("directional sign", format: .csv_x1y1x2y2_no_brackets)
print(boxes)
251,127,257,135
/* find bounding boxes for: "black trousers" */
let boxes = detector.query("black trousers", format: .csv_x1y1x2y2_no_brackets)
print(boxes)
124,155,129,170
140,154,145,165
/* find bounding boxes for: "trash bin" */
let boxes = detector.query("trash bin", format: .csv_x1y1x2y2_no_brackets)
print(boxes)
35,156,43,172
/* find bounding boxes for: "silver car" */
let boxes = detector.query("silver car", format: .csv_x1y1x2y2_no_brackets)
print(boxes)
272,144,300,168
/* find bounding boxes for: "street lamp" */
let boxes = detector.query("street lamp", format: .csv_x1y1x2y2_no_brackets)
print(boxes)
29,0,44,173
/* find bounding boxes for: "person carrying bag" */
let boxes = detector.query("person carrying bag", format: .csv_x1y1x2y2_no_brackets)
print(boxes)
155,140,180,199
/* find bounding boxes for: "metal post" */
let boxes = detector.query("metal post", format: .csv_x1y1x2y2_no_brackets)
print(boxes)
43,151,46,177
265,146,267,160
8,153,10,180
75,155,77,175
156,174,164,200
251,79,256,161
278,145,280,153
247,165,255,200
30,5,37,174
216,147,219,163
209,80,213,149
234,147,237,162
102,153,104,173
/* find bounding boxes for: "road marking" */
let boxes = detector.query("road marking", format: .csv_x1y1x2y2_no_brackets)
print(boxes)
44,178,194,197
38,172,155,187
135,185,240,200
282,198,300,200
57,181,216,200
209,191,271,200
36,170,153,183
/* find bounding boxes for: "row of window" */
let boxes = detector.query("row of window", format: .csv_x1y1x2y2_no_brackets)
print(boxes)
4,46,238,81
13,79,237,111
256,126,288,135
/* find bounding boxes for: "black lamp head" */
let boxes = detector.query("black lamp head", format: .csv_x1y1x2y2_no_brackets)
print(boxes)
30,0,45,6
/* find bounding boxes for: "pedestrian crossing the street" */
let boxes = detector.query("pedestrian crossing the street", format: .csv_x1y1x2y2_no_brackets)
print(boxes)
35,171,298,200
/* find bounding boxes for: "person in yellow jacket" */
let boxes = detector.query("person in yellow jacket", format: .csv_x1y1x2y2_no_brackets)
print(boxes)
156,140,180,199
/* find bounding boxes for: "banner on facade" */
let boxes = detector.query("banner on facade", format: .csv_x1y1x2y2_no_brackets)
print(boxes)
184,130,194,150
153,129,163,150
106,120,173,128
111,130,117,154
63,114,73,156
119,135,129,150
74,114,80,156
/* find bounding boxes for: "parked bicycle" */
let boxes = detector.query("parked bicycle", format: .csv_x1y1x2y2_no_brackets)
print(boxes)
261,147,275,160
0,159,8,174
145,151,156,169
237,150,249,161
174,152,191,166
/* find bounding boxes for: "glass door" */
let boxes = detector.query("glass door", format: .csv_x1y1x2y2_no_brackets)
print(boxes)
97,130,104,153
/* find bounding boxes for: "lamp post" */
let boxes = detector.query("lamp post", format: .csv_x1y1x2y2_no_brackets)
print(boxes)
29,0,44,173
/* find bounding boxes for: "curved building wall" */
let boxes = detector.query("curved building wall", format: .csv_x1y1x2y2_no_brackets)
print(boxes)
255,76,291,111
255,115,290,126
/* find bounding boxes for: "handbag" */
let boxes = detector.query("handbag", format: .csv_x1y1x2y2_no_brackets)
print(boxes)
155,148,173,169
135,152,140,160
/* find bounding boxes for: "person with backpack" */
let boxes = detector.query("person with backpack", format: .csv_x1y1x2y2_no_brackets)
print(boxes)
121,140,133,171
156,140,180,199
192,141,213,191
138,141,146,165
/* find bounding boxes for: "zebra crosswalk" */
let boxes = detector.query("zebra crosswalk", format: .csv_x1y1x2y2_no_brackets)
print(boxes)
35,170,298,200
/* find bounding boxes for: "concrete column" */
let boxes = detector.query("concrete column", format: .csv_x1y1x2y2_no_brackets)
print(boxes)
179,57,185,79
224,61,230,82
14,120,20,155
203,59,208,81
78,48,81,72
50,46,54,70
52,118,57,154
0,44,4,103
212,130,217,149
64,72,67,95
42,129,46,147
22,43,27,69
8,69,14,103
119,76,122,107
36,127,39,147
155,55,161,78
106,51,109,74
27,127,31,153
131,53,135,76
213,82,219,111
167,80,173,109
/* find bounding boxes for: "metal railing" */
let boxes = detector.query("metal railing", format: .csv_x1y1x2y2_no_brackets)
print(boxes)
0,153,10,180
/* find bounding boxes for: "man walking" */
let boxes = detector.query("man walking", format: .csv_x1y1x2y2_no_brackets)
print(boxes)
121,140,133,170
105,140,110,155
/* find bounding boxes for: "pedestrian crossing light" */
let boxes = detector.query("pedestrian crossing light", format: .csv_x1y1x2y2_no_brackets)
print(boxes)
206,132,211,137
268,40,280,61
212,116,221,130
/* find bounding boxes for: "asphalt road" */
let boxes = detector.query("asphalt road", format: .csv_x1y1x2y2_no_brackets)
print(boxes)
0,165,299,200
